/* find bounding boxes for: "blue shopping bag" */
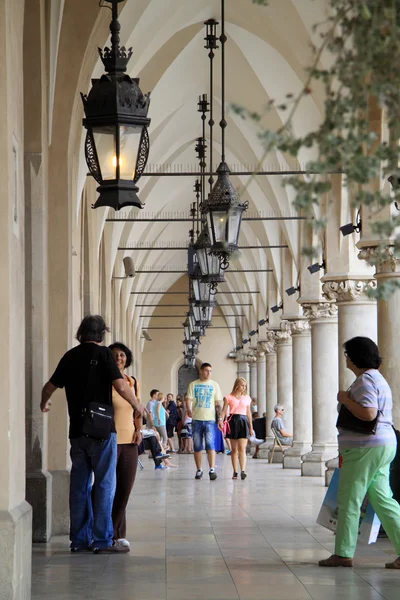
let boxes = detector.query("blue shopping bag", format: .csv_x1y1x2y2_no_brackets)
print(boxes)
316,468,381,544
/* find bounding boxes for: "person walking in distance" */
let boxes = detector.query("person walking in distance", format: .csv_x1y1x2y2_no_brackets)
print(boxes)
186,363,223,481
40,315,144,554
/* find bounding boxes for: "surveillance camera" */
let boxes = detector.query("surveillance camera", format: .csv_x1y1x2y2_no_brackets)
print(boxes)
123,257,135,278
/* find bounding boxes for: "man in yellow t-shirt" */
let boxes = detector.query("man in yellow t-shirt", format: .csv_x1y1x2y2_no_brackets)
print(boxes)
186,363,223,481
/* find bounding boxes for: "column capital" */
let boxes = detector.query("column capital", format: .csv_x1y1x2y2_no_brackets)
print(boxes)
235,349,257,363
301,301,338,321
247,349,258,363
321,278,377,303
288,319,311,336
256,341,267,358
358,245,400,275
258,330,277,354
275,323,292,345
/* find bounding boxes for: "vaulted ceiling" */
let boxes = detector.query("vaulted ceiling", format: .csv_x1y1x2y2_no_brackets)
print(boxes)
61,0,333,342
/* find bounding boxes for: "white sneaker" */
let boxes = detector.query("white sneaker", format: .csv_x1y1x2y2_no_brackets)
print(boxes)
116,538,130,548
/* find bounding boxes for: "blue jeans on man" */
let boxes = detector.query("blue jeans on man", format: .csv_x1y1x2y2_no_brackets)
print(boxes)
69,432,117,549
192,420,216,452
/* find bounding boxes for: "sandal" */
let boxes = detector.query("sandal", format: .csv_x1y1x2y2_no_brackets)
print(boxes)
241,472,247,480
232,472,238,480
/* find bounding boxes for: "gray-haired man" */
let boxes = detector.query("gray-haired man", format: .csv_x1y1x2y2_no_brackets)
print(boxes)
271,404,293,445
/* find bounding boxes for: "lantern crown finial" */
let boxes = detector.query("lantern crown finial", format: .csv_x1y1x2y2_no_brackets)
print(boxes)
100,0,132,75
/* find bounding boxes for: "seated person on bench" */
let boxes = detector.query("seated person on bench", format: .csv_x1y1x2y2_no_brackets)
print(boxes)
249,412,267,458
271,404,293,446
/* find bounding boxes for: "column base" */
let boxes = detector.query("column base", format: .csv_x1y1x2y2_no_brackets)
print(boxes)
50,469,70,535
325,456,339,487
26,469,52,542
268,445,286,464
0,500,32,599
257,446,270,459
283,441,312,469
301,443,338,477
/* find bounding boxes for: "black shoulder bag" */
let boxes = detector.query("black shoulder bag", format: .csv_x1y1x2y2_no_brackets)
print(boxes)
82,347,114,441
336,404,380,434
336,376,381,435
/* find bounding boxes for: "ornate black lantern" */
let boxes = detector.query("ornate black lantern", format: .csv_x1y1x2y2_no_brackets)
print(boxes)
192,266,214,304
81,0,151,210
188,309,206,337
202,0,247,268
184,316,203,340
203,163,247,268
193,226,225,290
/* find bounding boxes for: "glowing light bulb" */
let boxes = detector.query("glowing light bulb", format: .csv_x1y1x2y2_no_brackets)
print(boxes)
112,156,124,168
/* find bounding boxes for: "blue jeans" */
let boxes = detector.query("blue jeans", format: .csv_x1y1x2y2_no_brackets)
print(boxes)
192,420,216,452
69,433,117,549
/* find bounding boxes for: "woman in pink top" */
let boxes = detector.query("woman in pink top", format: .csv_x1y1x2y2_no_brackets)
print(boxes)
219,377,253,480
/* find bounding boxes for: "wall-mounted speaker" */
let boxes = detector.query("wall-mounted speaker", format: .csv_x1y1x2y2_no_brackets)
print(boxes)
123,257,135,278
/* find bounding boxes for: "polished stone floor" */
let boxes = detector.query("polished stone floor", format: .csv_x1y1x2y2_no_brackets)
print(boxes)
32,454,400,600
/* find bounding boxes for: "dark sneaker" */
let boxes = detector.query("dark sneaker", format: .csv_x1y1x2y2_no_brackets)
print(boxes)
241,472,247,480
209,469,217,481
70,546,92,553
156,453,170,460
93,541,130,554
195,469,203,480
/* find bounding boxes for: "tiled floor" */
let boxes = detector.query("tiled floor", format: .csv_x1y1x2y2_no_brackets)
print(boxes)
32,454,400,600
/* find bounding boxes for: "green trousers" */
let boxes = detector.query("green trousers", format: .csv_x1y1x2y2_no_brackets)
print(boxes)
336,445,400,558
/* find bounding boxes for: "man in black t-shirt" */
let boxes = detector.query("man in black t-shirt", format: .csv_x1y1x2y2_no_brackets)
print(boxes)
41,315,144,554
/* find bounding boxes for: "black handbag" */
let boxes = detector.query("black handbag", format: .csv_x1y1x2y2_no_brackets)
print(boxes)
82,350,114,441
336,403,379,435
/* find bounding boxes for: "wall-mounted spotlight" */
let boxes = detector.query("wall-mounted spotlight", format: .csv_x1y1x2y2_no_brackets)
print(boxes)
271,302,283,313
227,351,236,359
339,212,361,237
307,260,325,274
142,330,152,341
388,175,400,210
285,285,300,296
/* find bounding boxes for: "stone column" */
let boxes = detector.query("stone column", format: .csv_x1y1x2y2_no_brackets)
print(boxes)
301,302,339,477
358,247,400,426
321,278,377,483
322,278,377,389
275,324,293,432
23,0,53,544
249,355,258,399
236,352,250,381
264,333,278,444
283,320,312,469
0,2,33,595
256,347,267,415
